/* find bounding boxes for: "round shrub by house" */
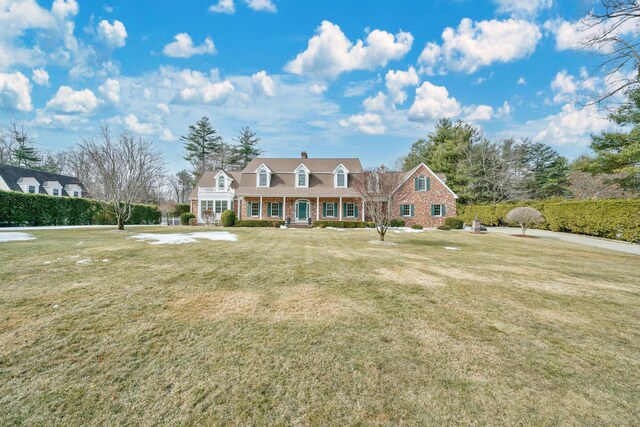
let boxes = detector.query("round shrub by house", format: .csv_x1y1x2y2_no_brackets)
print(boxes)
444,217,464,229
220,209,236,227
180,212,196,226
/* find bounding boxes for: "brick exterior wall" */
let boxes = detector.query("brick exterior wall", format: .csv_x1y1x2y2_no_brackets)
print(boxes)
392,164,457,227
190,199,198,219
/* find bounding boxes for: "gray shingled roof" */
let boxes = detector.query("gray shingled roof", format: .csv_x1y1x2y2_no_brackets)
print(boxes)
189,170,240,200
0,164,88,197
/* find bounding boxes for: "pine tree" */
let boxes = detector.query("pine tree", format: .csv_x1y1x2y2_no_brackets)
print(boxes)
180,116,222,178
520,141,570,198
10,122,40,168
230,126,263,170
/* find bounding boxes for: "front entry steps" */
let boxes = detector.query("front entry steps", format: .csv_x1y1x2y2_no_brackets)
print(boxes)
287,223,313,229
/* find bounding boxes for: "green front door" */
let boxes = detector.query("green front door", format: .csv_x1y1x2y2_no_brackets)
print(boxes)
296,201,308,221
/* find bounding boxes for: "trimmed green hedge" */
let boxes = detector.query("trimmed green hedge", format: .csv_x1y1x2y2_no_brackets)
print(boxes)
0,190,161,227
172,203,190,217
235,220,284,227
458,199,640,242
313,220,368,228
180,212,196,226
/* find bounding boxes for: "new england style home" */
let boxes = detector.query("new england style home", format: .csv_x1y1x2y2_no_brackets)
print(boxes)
189,152,458,227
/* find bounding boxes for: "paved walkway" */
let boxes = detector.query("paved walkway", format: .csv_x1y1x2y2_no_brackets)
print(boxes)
489,227,640,255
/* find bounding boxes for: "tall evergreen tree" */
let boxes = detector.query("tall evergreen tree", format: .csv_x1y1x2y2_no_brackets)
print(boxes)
520,141,570,198
10,122,40,168
230,126,262,170
180,116,222,178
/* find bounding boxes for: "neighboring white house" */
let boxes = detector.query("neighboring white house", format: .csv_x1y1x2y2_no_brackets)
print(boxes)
0,164,88,197
189,170,238,223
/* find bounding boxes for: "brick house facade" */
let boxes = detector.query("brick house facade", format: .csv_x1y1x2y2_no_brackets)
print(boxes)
189,154,457,227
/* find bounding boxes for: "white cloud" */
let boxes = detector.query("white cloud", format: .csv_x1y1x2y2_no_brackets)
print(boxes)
97,20,127,48
124,113,158,135
284,21,413,79
385,66,419,105
45,85,98,113
517,77,526,85
408,81,461,122
159,68,235,104
545,16,639,53
32,68,49,86
493,0,552,17
160,128,178,141
533,103,612,147
163,33,216,58
308,83,328,95
418,18,541,74
99,78,120,103
209,0,235,14
0,71,33,111
496,101,513,119
463,104,494,122
550,70,577,103
363,91,388,112
251,70,275,96
157,102,170,114
244,0,276,12
51,0,79,20
339,113,385,135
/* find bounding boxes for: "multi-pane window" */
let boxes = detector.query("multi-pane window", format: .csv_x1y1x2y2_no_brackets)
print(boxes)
432,204,442,217
417,176,427,191
298,170,307,187
53,189,59,196
401,204,412,217
336,170,345,187
325,203,335,217
345,202,355,217
201,200,214,213
271,203,280,217
215,200,228,213
73,191,79,197
251,202,260,217
218,176,225,190
259,170,267,187
28,185,36,193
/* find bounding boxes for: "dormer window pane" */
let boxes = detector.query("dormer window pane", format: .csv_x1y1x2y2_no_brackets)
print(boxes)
337,171,345,187
218,176,225,190
298,170,306,186
259,170,267,187
28,185,36,193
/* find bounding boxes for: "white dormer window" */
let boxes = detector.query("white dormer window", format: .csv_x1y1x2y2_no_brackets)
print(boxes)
218,175,225,190
255,163,272,187
18,177,40,194
333,163,349,188
259,170,268,187
64,184,82,197
294,164,310,188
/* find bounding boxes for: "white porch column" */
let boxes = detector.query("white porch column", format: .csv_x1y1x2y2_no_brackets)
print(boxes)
339,196,342,221
362,198,365,221
259,196,263,219
316,197,319,220
238,198,242,220
283,196,286,220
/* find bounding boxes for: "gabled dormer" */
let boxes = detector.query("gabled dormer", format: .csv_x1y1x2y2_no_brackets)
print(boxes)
255,163,272,188
17,177,40,194
43,180,63,196
294,163,310,188
214,171,234,192
333,163,349,188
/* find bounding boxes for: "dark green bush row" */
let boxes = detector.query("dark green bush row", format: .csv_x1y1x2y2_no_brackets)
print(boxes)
180,212,196,225
388,219,405,227
458,199,640,242
411,224,424,230
444,217,464,229
235,220,284,227
0,190,161,227
437,225,451,230
172,203,191,217
313,220,368,228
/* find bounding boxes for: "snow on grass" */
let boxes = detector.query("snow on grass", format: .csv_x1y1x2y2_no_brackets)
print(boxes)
130,231,238,245
0,232,36,243
444,247,461,251
390,227,425,233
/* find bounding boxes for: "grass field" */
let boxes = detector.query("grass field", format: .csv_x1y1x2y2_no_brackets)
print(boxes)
1,226,639,425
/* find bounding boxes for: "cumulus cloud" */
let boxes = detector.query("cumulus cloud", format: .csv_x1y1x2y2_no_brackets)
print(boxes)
385,66,419,105
251,70,275,96
533,103,612,146
245,0,276,12
209,0,235,14
99,78,120,103
550,70,577,103
463,104,494,122
124,113,158,135
339,113,385,135
517,77,526,85
284,21,413,79
544,16,639,53
45,85,98,113
163,33,216,58
308,83,328,95
32,68,50,86
160,128,178,141
97,20,127,48
160,68,235,104
408,81,461,122
157,103,170,114
363,91,388,112
418,18,541,74
0,71,33,111
493,0,552,17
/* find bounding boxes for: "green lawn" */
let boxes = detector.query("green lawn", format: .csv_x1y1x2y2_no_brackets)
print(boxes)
1,227,639,425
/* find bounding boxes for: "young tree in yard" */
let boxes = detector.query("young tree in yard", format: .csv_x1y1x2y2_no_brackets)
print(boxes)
158,200,177,225
230,126,262,170
81,127,165,230
352,167,402,242
181,116,222,178
506,207,544,236
9,122,40,168
201,210,215,226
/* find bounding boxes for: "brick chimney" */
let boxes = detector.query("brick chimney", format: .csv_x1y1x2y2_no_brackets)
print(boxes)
301,151,308,159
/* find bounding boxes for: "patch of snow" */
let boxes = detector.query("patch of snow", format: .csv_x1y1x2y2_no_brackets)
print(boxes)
102,259,110,262
53,304,60,309
0,232,36,243
368,240,399,246
130,231,237,245
70,255,79,259
390,227,425,233
444,247,461,251
76,259,91,264
44,261,51,265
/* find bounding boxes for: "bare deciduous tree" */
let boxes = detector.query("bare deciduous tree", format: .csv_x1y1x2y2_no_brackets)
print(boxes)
81,127,165,230
352,167,403,242
158,200,177,225
505,207,544,236
201,210,215,226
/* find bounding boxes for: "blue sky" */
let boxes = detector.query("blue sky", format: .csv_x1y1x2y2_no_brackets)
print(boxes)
0,0,627,172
